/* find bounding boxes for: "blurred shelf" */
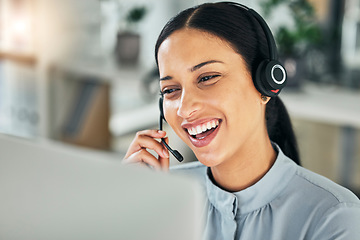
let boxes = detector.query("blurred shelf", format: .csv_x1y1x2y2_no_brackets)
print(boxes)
281,83,360,129
0,51,37,65
110,102,158,137
52,60,150,84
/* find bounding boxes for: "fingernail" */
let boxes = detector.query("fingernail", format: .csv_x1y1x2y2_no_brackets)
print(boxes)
159,131,167,138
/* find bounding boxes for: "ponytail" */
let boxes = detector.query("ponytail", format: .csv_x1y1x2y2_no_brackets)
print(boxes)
266,97,301,165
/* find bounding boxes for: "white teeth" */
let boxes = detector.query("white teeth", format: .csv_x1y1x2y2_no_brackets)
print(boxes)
202,125,207,132
187,120,219,136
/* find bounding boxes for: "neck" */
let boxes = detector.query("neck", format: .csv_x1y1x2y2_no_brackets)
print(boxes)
210,135,277,192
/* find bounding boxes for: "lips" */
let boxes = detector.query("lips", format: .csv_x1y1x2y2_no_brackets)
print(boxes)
183,119,221,148
187,119,219,137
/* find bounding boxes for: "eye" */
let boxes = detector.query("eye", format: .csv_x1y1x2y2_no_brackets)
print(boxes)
198,74,221,84
160,87,181,98
161,88,178,95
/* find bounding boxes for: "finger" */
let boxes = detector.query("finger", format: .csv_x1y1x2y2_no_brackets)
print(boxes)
159,137,170,171
125,149,162,170
129,130,167,153
125,131,168,159
137,135,169,159
137,129,167,139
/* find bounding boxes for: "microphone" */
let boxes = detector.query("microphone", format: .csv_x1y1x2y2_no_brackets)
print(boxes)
159,115,184,162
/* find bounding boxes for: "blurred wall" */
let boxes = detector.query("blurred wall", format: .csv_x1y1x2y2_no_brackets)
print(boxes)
0,0,359,193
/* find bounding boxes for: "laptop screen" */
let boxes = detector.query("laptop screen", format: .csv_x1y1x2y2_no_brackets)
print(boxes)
0,134,203,240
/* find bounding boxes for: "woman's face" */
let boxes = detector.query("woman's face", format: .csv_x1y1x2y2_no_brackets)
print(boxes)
158,28,267,167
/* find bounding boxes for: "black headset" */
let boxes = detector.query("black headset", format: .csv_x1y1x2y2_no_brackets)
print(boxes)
159,2,287,162
236,3,287,97
159,97,183,162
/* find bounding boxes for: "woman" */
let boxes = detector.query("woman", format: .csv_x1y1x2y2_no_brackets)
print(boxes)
123,2,360,239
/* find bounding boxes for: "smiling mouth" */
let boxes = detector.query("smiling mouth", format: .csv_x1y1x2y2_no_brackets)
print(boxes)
186,119,220,140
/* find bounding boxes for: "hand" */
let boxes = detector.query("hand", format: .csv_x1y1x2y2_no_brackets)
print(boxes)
123,130,170,171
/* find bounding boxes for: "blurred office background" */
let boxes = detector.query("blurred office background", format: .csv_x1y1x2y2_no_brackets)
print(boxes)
0,0,359,195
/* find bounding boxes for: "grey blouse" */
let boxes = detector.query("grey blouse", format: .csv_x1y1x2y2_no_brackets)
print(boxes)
171,145,360,240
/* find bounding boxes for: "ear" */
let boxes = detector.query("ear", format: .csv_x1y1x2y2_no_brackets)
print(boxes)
260,94,271,104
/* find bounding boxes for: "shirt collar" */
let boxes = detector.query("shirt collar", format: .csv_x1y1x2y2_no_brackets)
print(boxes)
205,144,297,217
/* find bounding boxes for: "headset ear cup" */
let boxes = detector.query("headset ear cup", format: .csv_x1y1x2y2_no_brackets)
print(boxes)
254,60,271,96
254,60,287,97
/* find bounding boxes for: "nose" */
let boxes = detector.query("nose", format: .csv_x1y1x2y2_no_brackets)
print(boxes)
176,88,201,119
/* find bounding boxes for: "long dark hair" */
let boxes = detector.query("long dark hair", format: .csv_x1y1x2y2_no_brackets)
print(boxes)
155,2,300,165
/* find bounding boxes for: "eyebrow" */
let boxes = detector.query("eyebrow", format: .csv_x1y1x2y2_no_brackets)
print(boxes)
159,60,224,81
159,76,172,81
190,60,224,72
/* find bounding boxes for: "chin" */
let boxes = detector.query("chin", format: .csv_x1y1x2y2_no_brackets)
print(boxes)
198,159,220,167
192,148,225,168
179,136,224,168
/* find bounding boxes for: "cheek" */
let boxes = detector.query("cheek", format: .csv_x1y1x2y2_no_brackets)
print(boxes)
163,100,176,121
222,82,261,125
163,100,183,132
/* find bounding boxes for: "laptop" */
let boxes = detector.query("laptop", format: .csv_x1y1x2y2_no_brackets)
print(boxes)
0,134,203,240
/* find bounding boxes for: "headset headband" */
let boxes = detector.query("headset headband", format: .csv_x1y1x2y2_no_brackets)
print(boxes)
223,2,278,60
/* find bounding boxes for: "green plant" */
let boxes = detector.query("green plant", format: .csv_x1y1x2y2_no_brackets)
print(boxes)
261,0,323,57
124,6,147,30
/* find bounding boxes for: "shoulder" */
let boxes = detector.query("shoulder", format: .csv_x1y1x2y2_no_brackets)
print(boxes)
289,164,360,238
311,201,360,239
293,165,360,204
272,142,359,205
274,150,360,238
